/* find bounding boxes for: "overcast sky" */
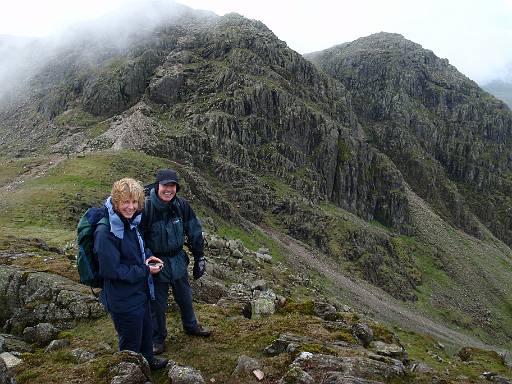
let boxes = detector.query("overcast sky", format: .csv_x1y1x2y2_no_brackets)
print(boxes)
1,0,511,84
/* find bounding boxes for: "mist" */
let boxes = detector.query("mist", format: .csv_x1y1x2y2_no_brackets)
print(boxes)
0,0,215,105
1,0,512,106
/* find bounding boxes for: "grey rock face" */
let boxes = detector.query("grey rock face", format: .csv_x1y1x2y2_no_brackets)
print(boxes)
307,32,512,246
148,67,185,106
0,266,104,334
289,351,405,382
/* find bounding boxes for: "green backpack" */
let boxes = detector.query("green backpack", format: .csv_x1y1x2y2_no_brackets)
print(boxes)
76,207,109,288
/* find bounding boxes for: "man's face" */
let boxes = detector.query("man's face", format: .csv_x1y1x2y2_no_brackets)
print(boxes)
157,183,177,202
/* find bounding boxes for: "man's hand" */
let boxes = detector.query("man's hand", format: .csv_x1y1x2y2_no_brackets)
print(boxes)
193,257,206,279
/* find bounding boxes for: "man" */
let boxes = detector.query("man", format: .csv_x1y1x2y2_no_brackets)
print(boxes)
142,169,211,355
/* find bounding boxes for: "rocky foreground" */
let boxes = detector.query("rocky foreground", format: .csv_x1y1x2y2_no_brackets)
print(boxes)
1,233,511,383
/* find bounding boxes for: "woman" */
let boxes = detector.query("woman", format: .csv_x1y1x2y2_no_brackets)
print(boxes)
93,177,168,370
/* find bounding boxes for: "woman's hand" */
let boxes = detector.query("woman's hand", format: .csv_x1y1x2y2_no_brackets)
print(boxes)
145,256,164,275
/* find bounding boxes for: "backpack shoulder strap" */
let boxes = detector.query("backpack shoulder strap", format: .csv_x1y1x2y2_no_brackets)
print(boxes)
174,197,184,221
143,197,154,230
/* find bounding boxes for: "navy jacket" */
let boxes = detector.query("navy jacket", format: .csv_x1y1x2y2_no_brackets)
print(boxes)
94,197,153,313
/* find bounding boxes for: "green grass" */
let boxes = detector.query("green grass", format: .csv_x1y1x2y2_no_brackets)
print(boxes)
397,329,512,382
216,222,286,263
0,150,173,233
54,108,102,127
0,156,50,187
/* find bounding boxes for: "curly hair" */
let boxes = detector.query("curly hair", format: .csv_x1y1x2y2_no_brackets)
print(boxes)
111,178,145,212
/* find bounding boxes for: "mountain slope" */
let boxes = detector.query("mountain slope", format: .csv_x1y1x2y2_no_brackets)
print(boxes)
306,33,512,248
1,3,512,359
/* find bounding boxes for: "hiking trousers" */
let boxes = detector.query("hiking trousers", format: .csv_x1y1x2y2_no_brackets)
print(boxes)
111,301,153,363
151,274,198,344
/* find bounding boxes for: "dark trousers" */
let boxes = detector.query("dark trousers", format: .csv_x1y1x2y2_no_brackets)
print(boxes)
111,301,153,363
151,275,198,344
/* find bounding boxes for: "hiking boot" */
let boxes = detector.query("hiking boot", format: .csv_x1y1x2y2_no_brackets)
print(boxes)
185,324,211,337
153,343,165,355
149,356,168,370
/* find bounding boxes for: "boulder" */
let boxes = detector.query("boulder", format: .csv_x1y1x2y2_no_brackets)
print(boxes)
250,279,268,292
0,352,22,369
168,360,205,384
322,373,385,383
372,341,407,361
232,355,261,376
110,351,151,384
255,252,272,263
291,352,405,381
111,362,149,384
71,348,95,363
352,323,374,347
251,290,276,318
410,362,434,374
226,239,245,253
23,322,59,345
313,302,337,320
190,275,228,304
0,334,33,353
44,339,70,353
278,365,315,384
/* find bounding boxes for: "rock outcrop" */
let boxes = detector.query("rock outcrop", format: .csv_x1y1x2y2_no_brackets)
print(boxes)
0,266,104,334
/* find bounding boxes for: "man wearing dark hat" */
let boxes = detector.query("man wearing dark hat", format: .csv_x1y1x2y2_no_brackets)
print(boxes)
142,169,211,355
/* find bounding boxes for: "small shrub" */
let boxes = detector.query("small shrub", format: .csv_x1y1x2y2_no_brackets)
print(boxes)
279,300,315,315
333,330,358,344
370,322,395,343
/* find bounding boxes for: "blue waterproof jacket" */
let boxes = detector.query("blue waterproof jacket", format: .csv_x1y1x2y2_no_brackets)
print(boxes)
141,188,204,282
94,197,154,313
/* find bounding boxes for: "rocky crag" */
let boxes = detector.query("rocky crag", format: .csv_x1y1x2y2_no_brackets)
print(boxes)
0,2,512,383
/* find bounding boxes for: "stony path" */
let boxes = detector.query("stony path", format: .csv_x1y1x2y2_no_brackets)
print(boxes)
0,155,64,193
260,224,503,353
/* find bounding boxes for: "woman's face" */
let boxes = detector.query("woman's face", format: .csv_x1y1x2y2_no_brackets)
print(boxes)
116,197,139,219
